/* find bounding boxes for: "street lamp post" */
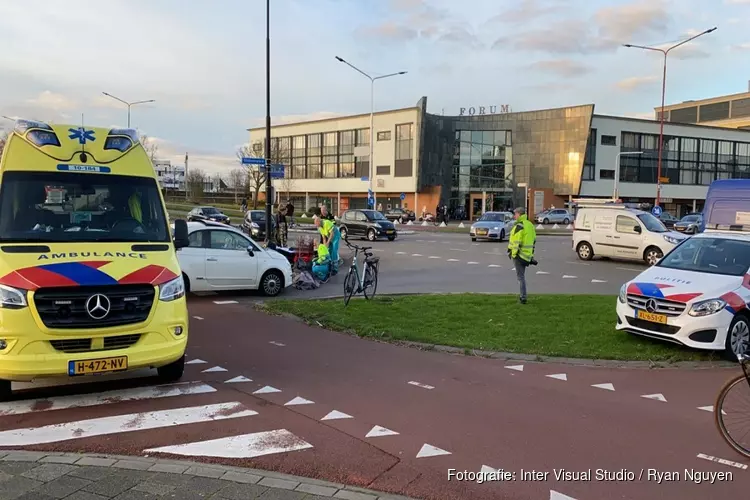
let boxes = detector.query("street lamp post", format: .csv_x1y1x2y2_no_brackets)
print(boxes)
623,27,717,208
335,56,406,211
613,151,644,200
101,92,155,128
264,0,272,243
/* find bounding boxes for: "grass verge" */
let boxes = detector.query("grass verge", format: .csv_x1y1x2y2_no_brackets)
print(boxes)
264,294,721,362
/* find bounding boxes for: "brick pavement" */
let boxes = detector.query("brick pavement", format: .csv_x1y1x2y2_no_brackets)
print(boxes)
0,451,415,500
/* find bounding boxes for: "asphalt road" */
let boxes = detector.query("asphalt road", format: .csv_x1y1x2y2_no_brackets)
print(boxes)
276,230,647,298
2,298,746,500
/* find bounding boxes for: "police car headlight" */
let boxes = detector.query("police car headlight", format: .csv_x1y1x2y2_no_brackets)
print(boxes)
663,235,680,245
159,276,185,302
688,299,726,317
618,284,627,303
0,284,27,309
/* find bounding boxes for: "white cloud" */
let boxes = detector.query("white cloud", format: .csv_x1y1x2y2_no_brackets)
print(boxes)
26,91,77,111
617,76,659,91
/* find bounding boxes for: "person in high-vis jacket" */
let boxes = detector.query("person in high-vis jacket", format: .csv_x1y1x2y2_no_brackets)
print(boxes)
507,207,537,304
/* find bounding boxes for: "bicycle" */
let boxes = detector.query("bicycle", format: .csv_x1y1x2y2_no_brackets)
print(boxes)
343,238,379,306
715,353,750,458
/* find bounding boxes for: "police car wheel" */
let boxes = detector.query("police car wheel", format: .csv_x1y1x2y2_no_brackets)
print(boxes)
726,315,750,360
0,380,11,402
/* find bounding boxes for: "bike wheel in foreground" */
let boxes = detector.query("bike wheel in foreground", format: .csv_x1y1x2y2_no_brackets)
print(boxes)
343,268,357,306
715,373,750,459
363,264,378,300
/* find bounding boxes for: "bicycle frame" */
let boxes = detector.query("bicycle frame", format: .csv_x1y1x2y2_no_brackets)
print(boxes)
349,247,369,292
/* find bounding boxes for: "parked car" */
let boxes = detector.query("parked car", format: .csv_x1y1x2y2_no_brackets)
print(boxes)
673,213,703,234
383,208,415,223
658,212,679,229
175,221,292,296
187,206,231,225
470,211,514,242
535,209,572,225
338,209,397,241
242,210,276,241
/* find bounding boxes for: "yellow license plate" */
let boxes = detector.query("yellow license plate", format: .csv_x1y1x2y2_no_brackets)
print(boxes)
636,310,668,324
477,229,488,235
68,356,128,376
387,230,394,234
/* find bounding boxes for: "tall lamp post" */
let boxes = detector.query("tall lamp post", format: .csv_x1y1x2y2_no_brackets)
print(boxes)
623,27,717,207
101,92,155,128
335,56,406,210
613,151,644,200
264,0,273,243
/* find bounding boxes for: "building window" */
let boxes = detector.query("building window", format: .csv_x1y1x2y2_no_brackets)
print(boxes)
394,123,414,177
355,128,369,146
582,128,596,180
377,131,391,141
599,169,615,179
601,135,617,146
376,165,390,175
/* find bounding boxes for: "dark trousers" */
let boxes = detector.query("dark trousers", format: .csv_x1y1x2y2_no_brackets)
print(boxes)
514,257,528,301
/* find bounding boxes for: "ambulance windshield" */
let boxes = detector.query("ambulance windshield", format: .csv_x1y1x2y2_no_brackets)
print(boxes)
0,171,170,243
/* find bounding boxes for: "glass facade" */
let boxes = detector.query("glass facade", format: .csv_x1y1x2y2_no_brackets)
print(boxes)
450,130,513,211
619,132,750,185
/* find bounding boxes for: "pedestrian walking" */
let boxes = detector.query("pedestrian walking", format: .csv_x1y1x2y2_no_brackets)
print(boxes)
507,207,537,304
285,199,295,226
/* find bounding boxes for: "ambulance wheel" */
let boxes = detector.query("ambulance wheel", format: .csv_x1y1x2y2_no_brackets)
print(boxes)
576,241,593,261
725,315,750,361
157,355,184,382
0,380,11,402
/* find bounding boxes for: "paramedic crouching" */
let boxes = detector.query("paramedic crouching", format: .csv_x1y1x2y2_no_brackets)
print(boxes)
507,207,537,304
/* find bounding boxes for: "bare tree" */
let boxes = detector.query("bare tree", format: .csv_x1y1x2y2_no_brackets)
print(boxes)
236,139,289,209
139,134,159,163
228,168,245,203
186,169,206,200
277,175,296,202
0,130,7,158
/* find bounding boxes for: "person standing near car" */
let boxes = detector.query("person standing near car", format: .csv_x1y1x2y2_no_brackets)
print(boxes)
507,207,537,304
285,199,295,227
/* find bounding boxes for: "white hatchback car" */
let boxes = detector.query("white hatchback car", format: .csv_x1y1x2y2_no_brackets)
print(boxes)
175,221,292,296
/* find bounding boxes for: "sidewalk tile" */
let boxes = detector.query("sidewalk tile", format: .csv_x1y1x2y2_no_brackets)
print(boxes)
1,451,47,462
334,490,378,500
65,493,109,500
34,475,92,498
0,476,43,500
21,463,77,482
132,482,176,496
258,477,299,490
147,472,192,487
220,471,262,484
82,475,139,497
76,457,117,467
147,463,189,474
184,465,225,478
214,482,267,499
296,483,339,496
255,489,307,500
113,460,154,471
40,455,82,465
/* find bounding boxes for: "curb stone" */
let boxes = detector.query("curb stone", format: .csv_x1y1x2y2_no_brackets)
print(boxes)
0,451,418,500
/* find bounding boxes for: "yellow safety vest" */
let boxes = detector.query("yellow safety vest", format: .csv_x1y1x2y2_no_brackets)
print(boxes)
319,218,333,237
316,243,330,264
129,193,142,223
507,215,536,262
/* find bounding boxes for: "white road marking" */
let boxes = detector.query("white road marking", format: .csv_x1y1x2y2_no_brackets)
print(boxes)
447,259,460,262
202,366,228,373
449,248,467,252
186,359,207,365
481,465,499,473
641,393,667,402
562,275,577,279
0,382,216,417
408,381,435,390
395,252,406,255
697,453,748,470
536,271,549,275
321,410,353,421
144,429,313,458
546,373,567,381
488,264,501,268
511,267,515,271
416,444,451,458
412,254,423,257
698,405,727,415
505,365,524,372
225,376,252,384
213,300,238,305
428,256,441,259
592,383,615,391
415,240,424,243
467,262,479,265
550,491,578,500
192,316,204,320
253,386,281,394
0,402,256,446
366,425,399,438
269,341,286,347
616,267,644,272
484,252,502,256
284,396,314,406
428,240,436,243
591,279,607,283
565,261,590,266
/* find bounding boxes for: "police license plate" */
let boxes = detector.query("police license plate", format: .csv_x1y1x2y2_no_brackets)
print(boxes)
69,356,128,376
477,229,488,235
636,310,668,324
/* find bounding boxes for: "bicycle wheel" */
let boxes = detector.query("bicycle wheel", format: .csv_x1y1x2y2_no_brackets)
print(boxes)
715,373,750,459
362,263,378,300
343,268,357,306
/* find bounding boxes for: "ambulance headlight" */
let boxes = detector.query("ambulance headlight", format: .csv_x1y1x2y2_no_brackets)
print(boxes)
688,299,726,317
0,284,28,309
159,276,185,302
618,284,627,303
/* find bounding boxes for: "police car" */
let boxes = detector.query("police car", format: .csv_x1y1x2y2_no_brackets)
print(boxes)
616,180,750,359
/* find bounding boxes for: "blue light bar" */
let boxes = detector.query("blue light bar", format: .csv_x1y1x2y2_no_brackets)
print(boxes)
104,136,133,152
107,128,139,143
26,129,61,147
14,119,53,134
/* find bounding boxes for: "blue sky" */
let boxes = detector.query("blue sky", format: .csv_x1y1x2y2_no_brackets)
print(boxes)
0,0,748,176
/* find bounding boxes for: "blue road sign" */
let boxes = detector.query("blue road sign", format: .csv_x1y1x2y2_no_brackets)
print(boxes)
652,205,662,216
400,192,406,201
368,189,373,195
242,157,266,166
268,164,284,179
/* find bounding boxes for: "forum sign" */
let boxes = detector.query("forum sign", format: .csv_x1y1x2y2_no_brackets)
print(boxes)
459,105,511,116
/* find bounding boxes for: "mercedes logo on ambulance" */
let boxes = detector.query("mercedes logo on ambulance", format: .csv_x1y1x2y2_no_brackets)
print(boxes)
645,299,658,313
85,294,111,320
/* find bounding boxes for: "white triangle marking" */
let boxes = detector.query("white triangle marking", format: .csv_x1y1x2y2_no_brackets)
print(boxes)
642,393,667,402
192,316,204,320
592,383,615,391
269,341,286,347
591,279,607,283
536,224,543,229
366,425,399,438
505,365,524,372
416,444,451,458
202,366,228,373
186,359,207,365
546,373,567,381
225,376,252,384
698,405,727,415
510,267,515,271
480,465,499,474
458,222,465,228
550,490,578,500
566,224,573,229
562,275,577,279
285,396,314,406
144,429,312,458
253,386,281,394
321,410,353,421
552,224,560,229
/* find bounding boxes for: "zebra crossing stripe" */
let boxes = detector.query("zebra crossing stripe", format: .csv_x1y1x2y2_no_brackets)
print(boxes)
0,402,257,446
144,429,313,458
0,382,217,417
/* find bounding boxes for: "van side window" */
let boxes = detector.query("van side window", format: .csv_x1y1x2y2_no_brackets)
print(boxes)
616,215,639,234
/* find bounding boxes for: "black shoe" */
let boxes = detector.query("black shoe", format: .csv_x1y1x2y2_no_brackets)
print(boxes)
520,298,527,304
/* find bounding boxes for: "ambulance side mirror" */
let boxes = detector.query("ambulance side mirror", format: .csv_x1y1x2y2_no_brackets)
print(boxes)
173,219,189,249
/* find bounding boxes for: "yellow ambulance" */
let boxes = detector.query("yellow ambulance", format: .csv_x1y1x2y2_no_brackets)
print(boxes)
0,120,191,400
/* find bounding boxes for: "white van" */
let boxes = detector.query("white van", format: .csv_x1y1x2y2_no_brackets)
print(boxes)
573,204,688,266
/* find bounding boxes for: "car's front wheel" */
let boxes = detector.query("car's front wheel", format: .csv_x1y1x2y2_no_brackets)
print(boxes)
499,229,505,242
367,228,377,241
260,270,284,296
644,246,663,266
725,315,750,360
